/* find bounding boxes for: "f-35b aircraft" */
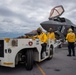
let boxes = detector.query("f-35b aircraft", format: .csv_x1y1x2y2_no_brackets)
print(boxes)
40,5,76,40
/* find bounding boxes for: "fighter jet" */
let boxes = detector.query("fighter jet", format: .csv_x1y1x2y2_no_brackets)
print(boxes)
40,5,76,39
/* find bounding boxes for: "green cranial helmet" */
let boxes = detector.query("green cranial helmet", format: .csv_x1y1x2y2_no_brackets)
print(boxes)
37,27,42,33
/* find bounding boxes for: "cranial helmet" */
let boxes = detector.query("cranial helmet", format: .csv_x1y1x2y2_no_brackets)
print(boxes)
49,28,53,32
68,28,73,32
37,27,42,33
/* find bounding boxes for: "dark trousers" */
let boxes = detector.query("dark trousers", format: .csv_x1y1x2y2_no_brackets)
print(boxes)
41,43,47,58
68,42,75,56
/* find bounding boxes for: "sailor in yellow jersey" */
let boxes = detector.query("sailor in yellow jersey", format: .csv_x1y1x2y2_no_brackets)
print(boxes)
66,28,75,56
47,28,55,40
35,27,47,59
37,28,47,43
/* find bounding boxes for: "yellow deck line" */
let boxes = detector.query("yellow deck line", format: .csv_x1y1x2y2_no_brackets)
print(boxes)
36,63,46,75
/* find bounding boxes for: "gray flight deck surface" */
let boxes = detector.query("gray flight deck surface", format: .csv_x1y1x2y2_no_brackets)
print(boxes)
0,46,76,75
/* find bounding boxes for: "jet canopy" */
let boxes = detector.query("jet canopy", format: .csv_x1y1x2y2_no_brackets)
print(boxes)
49,5,64,19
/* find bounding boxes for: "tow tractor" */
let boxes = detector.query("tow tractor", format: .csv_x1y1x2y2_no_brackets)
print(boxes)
0,38,62,70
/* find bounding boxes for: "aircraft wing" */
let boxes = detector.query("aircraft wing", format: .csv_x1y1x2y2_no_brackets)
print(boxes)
40,18,75,31
25,30,37,36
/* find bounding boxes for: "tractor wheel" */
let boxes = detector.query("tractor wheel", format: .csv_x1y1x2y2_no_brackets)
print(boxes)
25,50,33,70
47,46,53,60
58,44,62,48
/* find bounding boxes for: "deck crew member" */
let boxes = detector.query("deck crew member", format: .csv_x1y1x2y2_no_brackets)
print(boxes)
47,28,55,40
66,28,75,56
36,27,47,58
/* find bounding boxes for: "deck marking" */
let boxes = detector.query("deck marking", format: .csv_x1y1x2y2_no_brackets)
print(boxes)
36,63,46,75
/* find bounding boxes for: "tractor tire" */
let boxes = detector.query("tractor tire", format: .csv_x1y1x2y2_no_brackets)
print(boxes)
47,46,53,60
58,44,62,48
25,50,33,70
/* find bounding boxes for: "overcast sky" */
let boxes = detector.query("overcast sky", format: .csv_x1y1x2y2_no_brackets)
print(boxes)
0,0,76,38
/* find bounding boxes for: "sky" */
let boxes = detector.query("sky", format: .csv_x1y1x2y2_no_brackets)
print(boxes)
0,0,76,38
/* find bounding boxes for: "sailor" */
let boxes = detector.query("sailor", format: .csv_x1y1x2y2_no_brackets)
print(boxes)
36,27,47,59
47,28,56,40
66,28,75,56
